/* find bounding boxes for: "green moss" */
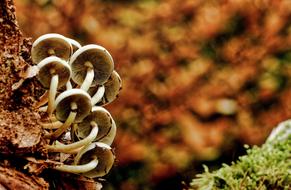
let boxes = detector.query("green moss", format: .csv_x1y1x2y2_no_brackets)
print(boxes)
190,120,291,190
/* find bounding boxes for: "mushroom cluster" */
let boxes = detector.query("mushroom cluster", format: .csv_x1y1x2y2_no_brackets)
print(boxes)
31,33,122,178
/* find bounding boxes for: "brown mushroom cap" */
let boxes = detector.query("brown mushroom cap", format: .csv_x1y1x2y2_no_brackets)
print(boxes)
73,106,113,142
37,56,71,89
75,142,115,178
69,44,114,86
54,89,92,122
98,70,122,106
32,33,72,64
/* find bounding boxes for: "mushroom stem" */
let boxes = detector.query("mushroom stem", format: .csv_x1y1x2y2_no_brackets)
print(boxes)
54,158,98,173
46,123,98,153
35,91,48,108
80,67,94,91
41,120,63,129
91,85,105,105
48,48,55,56
47,74,58,115
39,106,48,112
50,102,78,139
66,81,72,90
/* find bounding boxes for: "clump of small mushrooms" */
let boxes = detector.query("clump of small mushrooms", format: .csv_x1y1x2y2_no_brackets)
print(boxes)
31,33,122,178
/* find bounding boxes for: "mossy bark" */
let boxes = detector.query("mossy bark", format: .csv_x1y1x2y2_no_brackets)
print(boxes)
0,1,101,189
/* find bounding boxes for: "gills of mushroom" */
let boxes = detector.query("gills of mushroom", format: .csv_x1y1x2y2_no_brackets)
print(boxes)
31,33,72,64
37,56,71,115
46,122,98,153
49,89,92,139
69,44,114,92
97,70,122,106
72,106,113,144
74,142,115,178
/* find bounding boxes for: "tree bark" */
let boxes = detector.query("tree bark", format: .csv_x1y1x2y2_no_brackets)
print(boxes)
0,0,49,188
0,1,101,189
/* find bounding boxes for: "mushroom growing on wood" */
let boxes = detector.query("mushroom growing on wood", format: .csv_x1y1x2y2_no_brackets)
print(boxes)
88,85,105,105
73,142,115,177
49,89,92,139
70,44,114,91
97,70,122,106
31,33,72,64
72,106,113,143
37,56,71,115
66,38,82,53
46,123,99,154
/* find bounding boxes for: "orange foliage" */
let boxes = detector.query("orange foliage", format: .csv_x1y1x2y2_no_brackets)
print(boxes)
15,0,291,189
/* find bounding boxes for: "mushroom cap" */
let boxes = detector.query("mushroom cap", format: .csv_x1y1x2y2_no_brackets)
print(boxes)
97,70,122,106
37,56,71,89
99,115,116,146
73,106,113,142
66,38,81,53
76,142,115,178
55,89,92,122
69,44,114,86
32,33,72,64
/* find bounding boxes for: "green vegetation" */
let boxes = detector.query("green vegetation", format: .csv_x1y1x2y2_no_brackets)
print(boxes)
190,121,291,190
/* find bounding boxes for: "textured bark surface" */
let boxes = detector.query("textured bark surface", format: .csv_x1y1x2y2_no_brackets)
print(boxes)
0,0,44,155
0,1,102,189
0,0,49,189
0,166,48,190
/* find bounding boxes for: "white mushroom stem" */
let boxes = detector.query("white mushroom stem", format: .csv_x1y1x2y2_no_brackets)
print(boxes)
50,102,78,139
46,123,98,153
48,48,55,55
91,85,105,105
39,106,48,112
54,158,98,173
66,81,72,90
80,62,94,91
41,120,63,129
47,74,58,115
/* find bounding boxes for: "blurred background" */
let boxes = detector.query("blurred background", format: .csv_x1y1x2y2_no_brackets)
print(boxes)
15,0,291,189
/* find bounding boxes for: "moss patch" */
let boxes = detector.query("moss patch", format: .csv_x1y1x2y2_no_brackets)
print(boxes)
190,121,291,190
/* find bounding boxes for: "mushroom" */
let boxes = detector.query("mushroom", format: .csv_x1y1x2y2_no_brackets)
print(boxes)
31,33,72,64
72,106,113,143
46,123,98,154
99,115,116,146
66,38,82,53
37,56,71,115
88,85,105,105
69,44,114,91
49,89,92,139
74,142,115,177
97,70,122,106
54,158,99,174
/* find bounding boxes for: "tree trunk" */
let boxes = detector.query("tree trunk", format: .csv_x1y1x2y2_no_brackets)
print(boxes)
0,1,101,189
0,0,48,188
